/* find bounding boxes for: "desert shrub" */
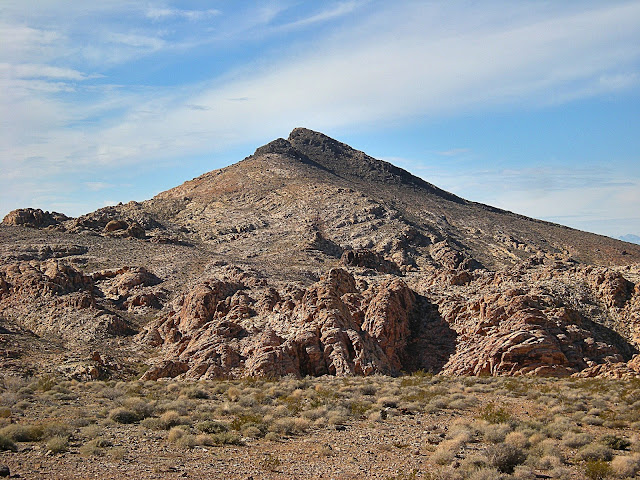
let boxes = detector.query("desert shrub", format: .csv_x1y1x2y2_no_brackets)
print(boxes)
478,403,511,424
166,426,197,448
241,425,265,438
80,424,102,439
384,468,418,480
46,435,69,454
431,439,464,465
122,397,153,419
482,423,511,443
109,408,139,424
536,454,563,471
486,443,526,474
142,410,185,430
610,454,640,478
183,386,209,399
269,417,309,435
0,423,43,442
33,374,57,392
577,444,614,462
0,434,16,451
563,432,592,448
601,435,631,451
196,420,228,434
584,460,612,480
584,415,605,426
230,413,262,431
544,416,576,439
468,468,505,480
260,453,281,472
360,384,377,396
209,431,244,445
504,431,529,449
40,422,70,440
79,437,112,456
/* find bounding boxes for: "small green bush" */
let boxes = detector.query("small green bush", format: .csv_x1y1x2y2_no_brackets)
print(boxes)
478,403,512,424
487,443,526,474
196,420,228,434
600,434,630,451
109,408,139,424
584,460,612,480
0,434,17,451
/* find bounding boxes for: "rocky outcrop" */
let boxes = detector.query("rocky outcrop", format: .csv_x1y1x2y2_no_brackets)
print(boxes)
2,208,69,228
0,244,88,262
341,249,401,275
424,258,640,377
140,268,448,380
440,290,627,376
64,203,162,238
0,259,163,342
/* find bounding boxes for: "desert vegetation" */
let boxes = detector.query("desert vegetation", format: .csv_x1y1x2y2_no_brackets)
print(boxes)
0,373,639,478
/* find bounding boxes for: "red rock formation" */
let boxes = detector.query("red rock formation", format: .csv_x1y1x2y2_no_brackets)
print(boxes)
141,268,427,380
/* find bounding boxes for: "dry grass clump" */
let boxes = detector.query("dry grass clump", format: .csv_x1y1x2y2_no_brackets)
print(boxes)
576,443,615,462
0,423,44,441
610,454,640,478
108,407,139,424
46,435,69,454
562,431,592,448
79,437,113,456
486,443,526,474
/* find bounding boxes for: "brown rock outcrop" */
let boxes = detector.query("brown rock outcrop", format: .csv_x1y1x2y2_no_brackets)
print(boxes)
2,208,69,228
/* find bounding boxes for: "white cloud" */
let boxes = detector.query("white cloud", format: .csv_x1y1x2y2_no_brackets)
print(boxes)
275,1,364,31
0,62,92,80
107,32,166,50
146,7,221,21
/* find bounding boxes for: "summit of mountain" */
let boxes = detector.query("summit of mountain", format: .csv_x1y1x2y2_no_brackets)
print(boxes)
141,127,640,273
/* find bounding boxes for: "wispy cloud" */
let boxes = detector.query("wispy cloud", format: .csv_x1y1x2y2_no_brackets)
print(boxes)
146,7,221,21
436,148,470,157
0,62,95,80
275,1,364,31
85,182,115,191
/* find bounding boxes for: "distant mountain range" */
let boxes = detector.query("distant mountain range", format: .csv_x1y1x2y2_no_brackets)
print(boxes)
620,234,640,245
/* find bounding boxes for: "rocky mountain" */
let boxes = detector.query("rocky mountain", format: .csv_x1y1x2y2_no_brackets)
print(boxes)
2,128,640,380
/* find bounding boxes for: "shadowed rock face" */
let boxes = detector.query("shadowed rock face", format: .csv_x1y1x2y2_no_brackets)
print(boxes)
2,128,640,380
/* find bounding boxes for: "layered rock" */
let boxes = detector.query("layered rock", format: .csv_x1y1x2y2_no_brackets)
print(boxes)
140,268,450,380
0,259,164,343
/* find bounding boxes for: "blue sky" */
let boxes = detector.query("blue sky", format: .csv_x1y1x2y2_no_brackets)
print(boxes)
1,1,639,238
